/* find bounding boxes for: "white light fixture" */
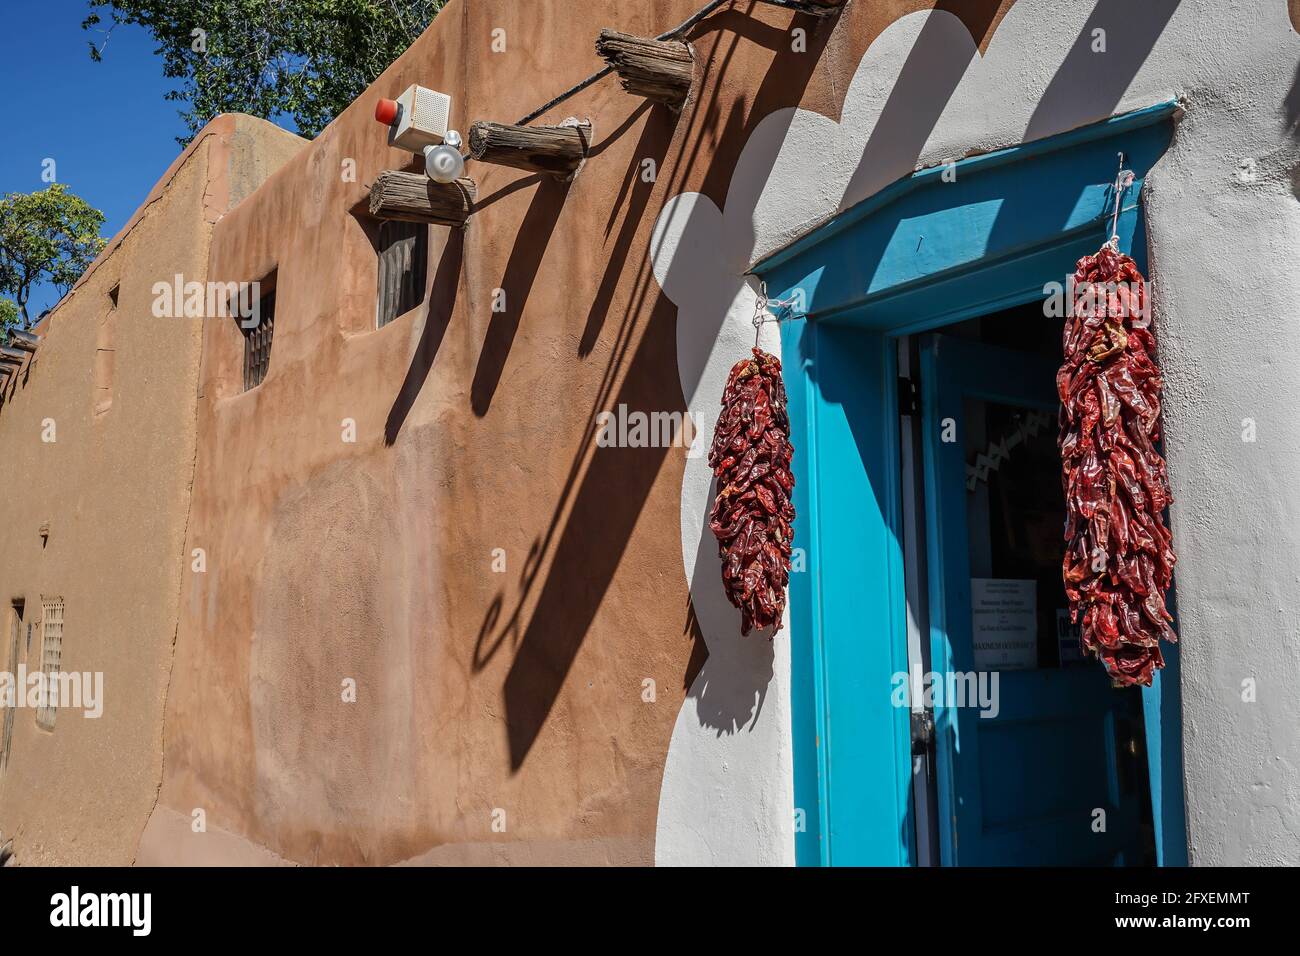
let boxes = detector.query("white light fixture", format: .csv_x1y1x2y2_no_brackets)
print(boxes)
423,130,465,183
375,86,465,184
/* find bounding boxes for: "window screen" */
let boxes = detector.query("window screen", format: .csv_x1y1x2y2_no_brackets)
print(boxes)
243,289,275,390
36,597,63,731
376,220,427,328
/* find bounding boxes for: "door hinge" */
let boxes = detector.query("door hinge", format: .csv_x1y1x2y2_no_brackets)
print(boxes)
910,709,934,756
898,375,920,416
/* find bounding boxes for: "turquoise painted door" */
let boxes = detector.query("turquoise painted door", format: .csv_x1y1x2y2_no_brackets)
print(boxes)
920,334,1147,866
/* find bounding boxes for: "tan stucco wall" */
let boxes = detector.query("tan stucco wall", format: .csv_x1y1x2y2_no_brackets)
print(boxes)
142,0,938,865
0,115,303,865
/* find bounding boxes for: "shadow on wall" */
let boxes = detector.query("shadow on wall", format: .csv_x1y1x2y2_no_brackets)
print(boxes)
471,177,572,416
668,7,832,271
579,112,664,357
461,0,1159,772
841,0,1180,214
663,9,836,741
1021,0,1181,142
841,0,1009,211
980,0,1180,281
1287,59,1300,137
1283,59,1300,197
473,5,838,771
498,303,680,769
685,473,775,735
470,106,677,680
496,121,679,770
664,6,835,736
834,0,1181,304
385,229,464,445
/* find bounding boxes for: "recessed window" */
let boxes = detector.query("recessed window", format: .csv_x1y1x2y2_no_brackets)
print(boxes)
376,220,427,328
2,601,23,770
108,283,119,309
35,597,63,731
95,303,117,417
242,286,276,391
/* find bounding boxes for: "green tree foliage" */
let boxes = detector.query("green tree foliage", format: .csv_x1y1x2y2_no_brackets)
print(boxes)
84,1,447,145
0,185,107,328
0,297,20,333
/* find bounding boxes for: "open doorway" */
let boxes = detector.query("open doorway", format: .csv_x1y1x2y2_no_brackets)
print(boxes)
903,301,1156,866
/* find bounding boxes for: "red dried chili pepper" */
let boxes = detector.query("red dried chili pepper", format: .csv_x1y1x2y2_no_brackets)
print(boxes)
1059,244,1177,686
708,348,795,635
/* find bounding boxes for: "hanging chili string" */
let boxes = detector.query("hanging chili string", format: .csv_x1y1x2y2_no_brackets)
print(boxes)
708,346,796,636
1058,207,1178,685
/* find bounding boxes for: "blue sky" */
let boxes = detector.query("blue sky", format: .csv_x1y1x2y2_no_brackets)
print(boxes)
1,1,191,317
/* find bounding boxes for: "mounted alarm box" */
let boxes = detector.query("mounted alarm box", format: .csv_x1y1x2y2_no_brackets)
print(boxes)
377,84,452,153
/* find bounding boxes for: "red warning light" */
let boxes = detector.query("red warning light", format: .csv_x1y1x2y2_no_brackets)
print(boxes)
374,98,399,125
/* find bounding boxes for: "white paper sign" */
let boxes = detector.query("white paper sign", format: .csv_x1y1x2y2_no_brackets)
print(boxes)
971,578,1037,671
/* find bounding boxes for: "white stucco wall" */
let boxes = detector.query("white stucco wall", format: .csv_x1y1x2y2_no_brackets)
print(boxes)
651,0,1300,865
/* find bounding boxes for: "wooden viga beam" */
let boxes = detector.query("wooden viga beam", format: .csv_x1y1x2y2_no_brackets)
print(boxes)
595,29,694,111
7,329,39,352
369,171,476,227
468,120,591,178
0,347,27,366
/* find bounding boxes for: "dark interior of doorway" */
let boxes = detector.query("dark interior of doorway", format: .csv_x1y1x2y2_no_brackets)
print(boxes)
911,299,1157,866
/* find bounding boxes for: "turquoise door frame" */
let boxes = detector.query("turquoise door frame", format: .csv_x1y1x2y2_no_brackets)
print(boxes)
757,101,1188,866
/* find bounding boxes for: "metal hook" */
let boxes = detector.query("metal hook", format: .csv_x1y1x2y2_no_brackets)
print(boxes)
751,279,804,347
1108,151,1134,248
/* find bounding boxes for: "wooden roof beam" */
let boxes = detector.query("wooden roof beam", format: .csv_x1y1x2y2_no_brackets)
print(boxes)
468,120,591,179
369,171,475,227
596,29,694,112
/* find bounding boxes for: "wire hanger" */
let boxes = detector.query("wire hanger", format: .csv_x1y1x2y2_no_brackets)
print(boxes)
751,280,800,347
1107,151,1136,249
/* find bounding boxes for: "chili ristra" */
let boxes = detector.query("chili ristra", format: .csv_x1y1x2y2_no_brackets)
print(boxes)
708,348,795,635
1059,244,1177,687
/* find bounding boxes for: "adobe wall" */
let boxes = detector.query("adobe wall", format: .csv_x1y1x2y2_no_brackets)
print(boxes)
135,0,1300,867
0,115,303,865
142,0,944,866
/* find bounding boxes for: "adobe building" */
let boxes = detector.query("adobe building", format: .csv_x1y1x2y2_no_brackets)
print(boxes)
3,0,1300,866
0,115,304,864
